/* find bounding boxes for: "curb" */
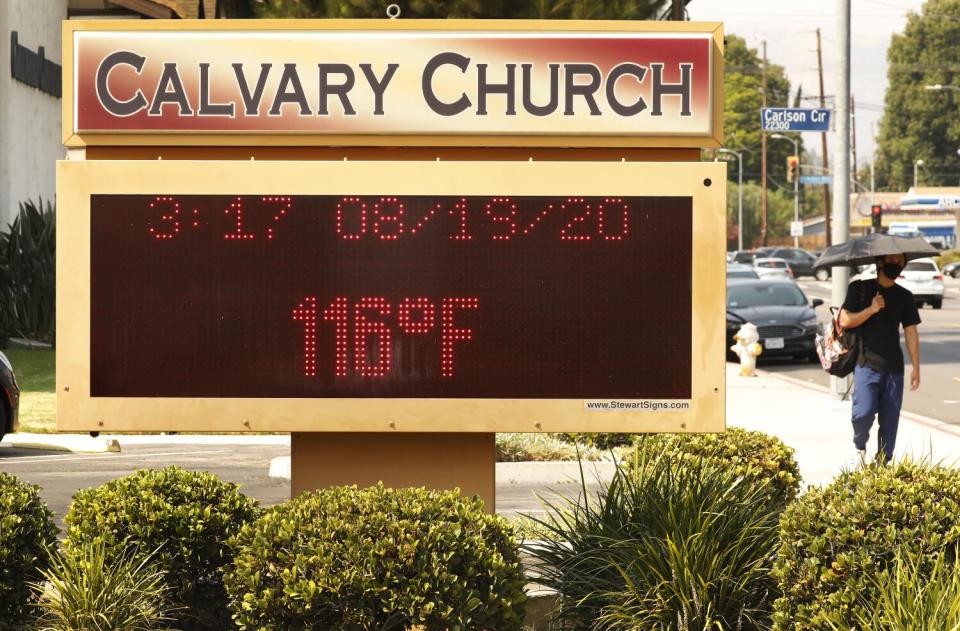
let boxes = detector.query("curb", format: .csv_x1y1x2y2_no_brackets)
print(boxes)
2,433,121,454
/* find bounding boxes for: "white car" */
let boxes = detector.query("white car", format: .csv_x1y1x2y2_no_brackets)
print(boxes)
899,258,945,309
853,258,944,309
753,257,794,280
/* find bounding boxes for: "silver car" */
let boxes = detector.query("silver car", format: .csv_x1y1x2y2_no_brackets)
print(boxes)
753,257,794,281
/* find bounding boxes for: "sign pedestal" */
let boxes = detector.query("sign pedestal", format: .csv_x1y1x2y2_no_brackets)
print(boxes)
291,432,496,512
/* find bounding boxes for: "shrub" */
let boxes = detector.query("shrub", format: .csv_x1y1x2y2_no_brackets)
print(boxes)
32,540,176,631
64,467,260,630
773,459,960,630
497,433,604,462
224,484,527,630
554,433,634,450
524,453,782,630
0,199,56,345
824,546,960,631
0,471,58,626
626,427,802,506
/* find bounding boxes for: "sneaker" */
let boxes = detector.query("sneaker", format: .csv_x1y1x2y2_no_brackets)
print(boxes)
849,449,867,469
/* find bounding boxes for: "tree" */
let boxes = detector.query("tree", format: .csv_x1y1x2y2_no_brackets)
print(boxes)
875,0,960,191
728,182,795,249
254,0,670,19
720,34,800,192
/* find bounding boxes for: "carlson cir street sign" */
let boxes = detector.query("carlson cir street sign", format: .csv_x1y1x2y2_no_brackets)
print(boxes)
760,107,832,132
63,20,723,147
56,159,725,434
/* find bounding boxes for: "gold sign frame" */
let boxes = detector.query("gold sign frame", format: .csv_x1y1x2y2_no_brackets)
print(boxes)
57,159,725,433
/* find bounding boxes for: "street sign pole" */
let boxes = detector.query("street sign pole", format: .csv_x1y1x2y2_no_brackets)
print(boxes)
770,134,801,247
795,159,800,247
832,0,852,400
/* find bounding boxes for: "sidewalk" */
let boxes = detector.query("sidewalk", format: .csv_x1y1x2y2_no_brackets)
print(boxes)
728,363,960,488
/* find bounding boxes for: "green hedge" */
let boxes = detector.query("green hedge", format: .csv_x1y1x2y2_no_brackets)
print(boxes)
627,427,802,506
65,467,260,630
0,471,57,626
773,459,960,630
224,484,527,630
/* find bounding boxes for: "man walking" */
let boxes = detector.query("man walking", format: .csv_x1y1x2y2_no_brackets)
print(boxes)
839,253,921,464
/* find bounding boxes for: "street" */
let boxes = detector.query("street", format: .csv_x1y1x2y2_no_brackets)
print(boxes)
757,277,960,424
0,439,606,528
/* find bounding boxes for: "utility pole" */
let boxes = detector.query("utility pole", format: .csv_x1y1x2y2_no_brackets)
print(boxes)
671,0,684,20
761,40,769,247
832,0,852,398
851,95,858,179
816,28,832,246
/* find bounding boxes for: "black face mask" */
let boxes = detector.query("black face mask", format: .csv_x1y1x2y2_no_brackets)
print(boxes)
881,262,904,279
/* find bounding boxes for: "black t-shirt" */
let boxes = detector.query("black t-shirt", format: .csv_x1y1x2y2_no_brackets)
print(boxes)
842,279,921,373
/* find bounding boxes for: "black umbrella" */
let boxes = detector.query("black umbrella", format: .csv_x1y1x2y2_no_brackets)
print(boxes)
813,233,939,269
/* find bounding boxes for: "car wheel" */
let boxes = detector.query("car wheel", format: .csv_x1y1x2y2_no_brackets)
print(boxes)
932,298,943,310
808,351,821,364
953,269,960,278
0,402,6,440
916,301,925,309
815,268,830,281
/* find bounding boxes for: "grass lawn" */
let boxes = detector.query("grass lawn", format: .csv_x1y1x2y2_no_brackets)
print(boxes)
5,348,55,433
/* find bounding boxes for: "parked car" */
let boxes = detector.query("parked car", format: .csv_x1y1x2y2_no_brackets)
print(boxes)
727,263,760,279
769,247,818,278
726,279,824,363
753,257,794,280
899,258,945,309
0,351,20,440
943,260,960,278
853,259,944,309
731,247,776,265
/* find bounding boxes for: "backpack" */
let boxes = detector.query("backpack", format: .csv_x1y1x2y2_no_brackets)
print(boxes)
815,307,862,377
815,281,869,377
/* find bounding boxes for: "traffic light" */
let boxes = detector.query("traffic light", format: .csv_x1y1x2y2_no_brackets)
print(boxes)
786,155,799,183
871,204,883,231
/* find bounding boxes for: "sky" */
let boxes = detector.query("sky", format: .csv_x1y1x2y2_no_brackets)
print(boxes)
689,0,927,165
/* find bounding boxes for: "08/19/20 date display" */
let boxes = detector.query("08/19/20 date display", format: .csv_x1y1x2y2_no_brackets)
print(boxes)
90,194,692,399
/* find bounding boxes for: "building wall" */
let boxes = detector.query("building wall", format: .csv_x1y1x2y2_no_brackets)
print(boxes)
0,0,67,227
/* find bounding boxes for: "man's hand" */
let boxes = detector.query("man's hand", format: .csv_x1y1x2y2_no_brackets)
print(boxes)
905,325,920,391
870,292,886,314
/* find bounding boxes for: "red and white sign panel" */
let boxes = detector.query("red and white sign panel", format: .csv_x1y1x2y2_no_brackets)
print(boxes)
67,22,720,143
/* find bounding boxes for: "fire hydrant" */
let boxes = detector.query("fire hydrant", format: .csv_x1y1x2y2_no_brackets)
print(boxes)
730,322,763,377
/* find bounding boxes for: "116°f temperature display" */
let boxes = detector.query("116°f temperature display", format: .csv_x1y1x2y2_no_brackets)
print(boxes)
90,194,692,398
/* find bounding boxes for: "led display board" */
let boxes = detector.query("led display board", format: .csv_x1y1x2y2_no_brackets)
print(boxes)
57,160,725,433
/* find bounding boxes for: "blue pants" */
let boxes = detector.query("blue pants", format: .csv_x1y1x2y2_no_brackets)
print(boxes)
851,364,904,463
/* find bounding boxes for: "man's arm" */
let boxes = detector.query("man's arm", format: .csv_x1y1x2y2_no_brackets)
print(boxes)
839,292,885,329
905,324,920,390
